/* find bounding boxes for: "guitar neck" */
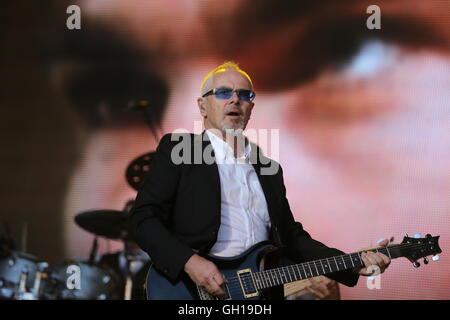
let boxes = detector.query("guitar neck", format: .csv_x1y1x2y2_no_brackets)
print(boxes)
253,244,403,290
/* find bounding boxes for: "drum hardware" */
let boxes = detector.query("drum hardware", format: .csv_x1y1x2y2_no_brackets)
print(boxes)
123,245,144,300
88,237,99,264
31,262,57,300
0,136,156,300
15,266,30,299
124,267,133,300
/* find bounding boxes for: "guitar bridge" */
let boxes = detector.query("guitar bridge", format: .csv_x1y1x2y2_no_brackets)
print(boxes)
197,282,231,300
237,269,259,298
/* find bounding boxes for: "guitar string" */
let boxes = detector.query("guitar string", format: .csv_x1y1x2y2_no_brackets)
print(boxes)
200,241,435,298
210,242,436,292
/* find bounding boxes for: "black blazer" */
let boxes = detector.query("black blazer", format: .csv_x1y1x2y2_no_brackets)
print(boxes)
128,132,359,287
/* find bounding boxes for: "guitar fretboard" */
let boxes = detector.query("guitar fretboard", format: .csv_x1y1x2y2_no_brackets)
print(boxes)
253,245,401,290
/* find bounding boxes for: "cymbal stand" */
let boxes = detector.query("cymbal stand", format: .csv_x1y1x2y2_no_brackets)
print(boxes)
123,240,139,300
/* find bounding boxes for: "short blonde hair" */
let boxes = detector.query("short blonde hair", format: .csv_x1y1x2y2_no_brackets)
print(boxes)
200,61,253,94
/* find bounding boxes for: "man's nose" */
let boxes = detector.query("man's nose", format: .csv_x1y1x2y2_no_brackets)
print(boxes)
230,91,240,104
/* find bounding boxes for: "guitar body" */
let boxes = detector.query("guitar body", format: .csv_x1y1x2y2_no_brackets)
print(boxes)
146,241,280,300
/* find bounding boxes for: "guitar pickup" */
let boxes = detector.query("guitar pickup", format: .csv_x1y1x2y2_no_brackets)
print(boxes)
237,269,258,298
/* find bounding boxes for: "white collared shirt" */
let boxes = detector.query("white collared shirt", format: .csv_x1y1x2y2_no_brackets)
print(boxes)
206,130,271,257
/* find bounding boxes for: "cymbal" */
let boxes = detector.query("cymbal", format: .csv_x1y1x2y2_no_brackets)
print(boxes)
75,210,128,240
125,152,156,191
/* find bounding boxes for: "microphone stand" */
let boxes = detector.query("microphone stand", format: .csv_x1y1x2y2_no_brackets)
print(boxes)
126,99,160,140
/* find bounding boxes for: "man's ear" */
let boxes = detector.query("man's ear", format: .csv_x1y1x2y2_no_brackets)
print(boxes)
197,97,207,118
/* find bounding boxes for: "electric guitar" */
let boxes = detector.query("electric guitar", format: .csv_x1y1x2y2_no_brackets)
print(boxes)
145,234,441,300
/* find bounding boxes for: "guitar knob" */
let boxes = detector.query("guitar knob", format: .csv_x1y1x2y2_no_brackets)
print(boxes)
412,261,420,268
432,255,440,262
413,234,422,239
423,257,429,264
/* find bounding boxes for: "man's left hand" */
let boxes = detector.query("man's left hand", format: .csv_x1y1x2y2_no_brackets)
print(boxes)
356,238,391,276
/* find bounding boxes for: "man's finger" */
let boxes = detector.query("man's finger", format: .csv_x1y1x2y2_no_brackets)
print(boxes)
381,253,391,267
361,252,379,275
362,252,375,267
369,252,387,272
209,277,226,297
213,273,226,286
375,252,391,273
368,251,392,274
318,283,330,297
306,286,326,299
376,238,389,247
369,252,385,267
206,283,223,297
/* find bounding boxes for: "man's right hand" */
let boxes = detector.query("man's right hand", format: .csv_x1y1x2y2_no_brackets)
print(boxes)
184,254,227,297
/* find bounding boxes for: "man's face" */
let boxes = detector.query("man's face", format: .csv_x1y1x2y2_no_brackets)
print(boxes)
198,70,254,134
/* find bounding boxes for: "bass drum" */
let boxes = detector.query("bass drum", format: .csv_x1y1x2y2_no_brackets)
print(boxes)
53,260,121,300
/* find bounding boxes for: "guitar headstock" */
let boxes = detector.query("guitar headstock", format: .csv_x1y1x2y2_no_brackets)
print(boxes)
400,234,441,267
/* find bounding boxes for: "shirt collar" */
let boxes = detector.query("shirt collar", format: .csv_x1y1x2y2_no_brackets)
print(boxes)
205,130,252,163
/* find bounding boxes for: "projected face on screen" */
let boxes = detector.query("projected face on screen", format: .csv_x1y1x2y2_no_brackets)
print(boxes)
58,0,450,299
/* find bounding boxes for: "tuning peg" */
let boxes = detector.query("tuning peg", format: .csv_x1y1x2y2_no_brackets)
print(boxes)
404,233,409,237
414,233,422,239
412,261,420,268
426,234,432,238
432,255,440,262
423,257,429,264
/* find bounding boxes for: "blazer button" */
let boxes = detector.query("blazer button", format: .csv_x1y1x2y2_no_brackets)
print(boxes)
163,267,169,274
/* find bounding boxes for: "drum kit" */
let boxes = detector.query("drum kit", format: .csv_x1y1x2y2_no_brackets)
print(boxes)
0,151,157,300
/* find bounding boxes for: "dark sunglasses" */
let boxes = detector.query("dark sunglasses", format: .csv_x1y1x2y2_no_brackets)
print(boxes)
202,87,256,102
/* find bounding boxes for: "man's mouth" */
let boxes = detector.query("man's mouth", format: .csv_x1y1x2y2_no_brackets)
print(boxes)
225,111,241,117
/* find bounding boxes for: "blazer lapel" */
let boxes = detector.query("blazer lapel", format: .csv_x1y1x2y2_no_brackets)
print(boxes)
251,148,281,228
196,131,221,201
